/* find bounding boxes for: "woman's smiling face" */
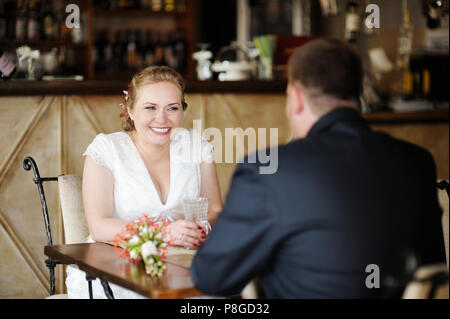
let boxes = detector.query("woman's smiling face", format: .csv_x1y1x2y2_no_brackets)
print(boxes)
129,81,184,146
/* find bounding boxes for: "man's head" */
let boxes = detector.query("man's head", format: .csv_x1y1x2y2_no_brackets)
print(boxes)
285,38,363,139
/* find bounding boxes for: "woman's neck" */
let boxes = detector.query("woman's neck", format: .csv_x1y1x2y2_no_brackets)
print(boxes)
129,130,170,161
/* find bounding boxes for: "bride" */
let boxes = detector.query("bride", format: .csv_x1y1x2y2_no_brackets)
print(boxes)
66,66,223,298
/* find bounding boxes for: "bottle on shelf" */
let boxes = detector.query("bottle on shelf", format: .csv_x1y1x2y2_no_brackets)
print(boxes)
27,0,40,41
117,0,127,9
164,0,175,12
112,30,124,71
0,0,6,39
94,30,106,72
5,0,16,40
104,30,113,69
396,9,413,70
163,31,176,69
15,0,27,41
143,30,155,68
0,48,17,80
153,31,165,66
126,29,138,70
176,0,186,13
345,0,360,43
42,1,56,41
174,28,186,72
151,0,163,12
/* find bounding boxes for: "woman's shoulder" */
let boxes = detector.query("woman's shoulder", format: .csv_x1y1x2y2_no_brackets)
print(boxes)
90,131,129,147
172,128,209,144
84,131,130,167
171,129,214,163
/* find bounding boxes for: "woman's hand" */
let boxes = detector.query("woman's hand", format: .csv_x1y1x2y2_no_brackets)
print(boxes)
162,220,206,248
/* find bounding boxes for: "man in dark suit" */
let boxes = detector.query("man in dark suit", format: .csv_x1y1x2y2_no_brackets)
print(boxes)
190,39,446,298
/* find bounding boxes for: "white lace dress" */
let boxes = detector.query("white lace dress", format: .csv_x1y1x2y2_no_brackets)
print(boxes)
65,129,213,299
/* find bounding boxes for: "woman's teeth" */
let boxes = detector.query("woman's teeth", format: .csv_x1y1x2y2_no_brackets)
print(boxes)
151,127,170,133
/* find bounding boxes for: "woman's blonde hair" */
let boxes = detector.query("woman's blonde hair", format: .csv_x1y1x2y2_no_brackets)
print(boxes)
123,66,187,131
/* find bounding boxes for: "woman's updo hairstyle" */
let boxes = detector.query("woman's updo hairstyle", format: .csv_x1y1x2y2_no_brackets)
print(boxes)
123,66,188,131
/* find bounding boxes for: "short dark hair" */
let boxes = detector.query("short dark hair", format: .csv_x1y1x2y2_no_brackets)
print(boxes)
288,38,363,101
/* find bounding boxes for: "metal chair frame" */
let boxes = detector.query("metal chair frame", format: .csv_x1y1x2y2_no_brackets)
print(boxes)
23,156,114,299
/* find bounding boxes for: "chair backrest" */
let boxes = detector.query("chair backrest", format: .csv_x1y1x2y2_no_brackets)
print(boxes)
402,263,449,299
437,180,449,268
58,175,89,244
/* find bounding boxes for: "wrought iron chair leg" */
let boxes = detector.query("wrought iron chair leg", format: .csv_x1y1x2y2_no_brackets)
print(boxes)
100,280,115,299
86,275,95,299
45,258,58,295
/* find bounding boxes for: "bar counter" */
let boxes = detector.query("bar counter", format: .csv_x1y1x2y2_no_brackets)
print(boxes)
1,79,448,124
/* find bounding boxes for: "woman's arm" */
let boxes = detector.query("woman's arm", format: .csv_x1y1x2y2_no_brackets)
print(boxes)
200,160,223,226
82,155,127,242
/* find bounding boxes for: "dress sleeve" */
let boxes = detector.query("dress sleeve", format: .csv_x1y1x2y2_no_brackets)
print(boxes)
200,136,215,163
82,134,113,171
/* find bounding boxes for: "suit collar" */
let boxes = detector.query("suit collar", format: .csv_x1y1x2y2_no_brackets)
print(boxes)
307,107,369,137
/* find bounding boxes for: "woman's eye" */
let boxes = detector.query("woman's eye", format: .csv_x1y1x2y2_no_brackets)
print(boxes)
167,107,179,111
145,106,156,110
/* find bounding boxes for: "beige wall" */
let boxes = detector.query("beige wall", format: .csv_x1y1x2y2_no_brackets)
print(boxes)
0,94,447,298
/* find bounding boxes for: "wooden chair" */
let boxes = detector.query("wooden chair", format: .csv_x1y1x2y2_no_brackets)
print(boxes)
402,263,449,299
437,180,449,268
23,156,113,299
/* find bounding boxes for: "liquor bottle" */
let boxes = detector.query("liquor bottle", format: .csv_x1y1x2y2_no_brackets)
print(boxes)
0,49,17,80
345,1,360,43
396,10,413,70
164,0,175,12
27,0,39,41
0,0,6,39
135,29,144,70
151,0,162,12
174,28,186,71
126,29,137,70
153,31,164,66
94,31,106,71
176,0,186,13
104,30,113,69
42,1,55,41
143,30,155,67
5,0,16,39
117,0,127,9
112,30,124,71
163,31,176,69
15,0,27,40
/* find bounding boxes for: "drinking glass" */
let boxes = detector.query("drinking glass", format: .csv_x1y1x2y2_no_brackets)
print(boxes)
182,197,211,234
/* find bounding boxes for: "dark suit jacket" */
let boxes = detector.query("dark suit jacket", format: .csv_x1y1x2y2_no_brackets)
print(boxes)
191,107,446,298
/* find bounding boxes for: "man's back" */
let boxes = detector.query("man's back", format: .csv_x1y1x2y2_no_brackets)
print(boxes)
191,107,446,298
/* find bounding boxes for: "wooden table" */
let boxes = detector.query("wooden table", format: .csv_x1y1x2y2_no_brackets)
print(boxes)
44,242,204,299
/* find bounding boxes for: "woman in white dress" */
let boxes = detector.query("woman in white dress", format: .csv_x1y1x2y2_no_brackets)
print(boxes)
66,66,223,298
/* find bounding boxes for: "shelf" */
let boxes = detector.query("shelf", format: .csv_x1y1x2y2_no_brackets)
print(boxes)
0,40,88,49
94,8,182,17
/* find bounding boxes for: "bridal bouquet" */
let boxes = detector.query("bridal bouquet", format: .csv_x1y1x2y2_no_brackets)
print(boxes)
113,215,170,277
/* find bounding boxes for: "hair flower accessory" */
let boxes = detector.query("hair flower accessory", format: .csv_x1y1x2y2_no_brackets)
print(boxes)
119,83,131,118
113,215,171,277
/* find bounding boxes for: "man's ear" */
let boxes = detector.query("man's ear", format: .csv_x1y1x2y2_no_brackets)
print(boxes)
292,84,305,115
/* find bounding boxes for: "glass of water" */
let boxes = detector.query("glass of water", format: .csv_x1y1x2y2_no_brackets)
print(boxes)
182,197,211,234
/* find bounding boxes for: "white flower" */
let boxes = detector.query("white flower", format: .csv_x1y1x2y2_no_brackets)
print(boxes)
141,241,158,260
129,235,141,245
129,248,139,259
16,46,40,62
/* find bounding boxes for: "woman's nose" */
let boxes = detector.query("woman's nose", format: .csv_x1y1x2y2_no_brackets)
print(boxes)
154,109,168,123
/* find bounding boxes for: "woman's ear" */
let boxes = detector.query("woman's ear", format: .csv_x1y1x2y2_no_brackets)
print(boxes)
127,107,134,121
